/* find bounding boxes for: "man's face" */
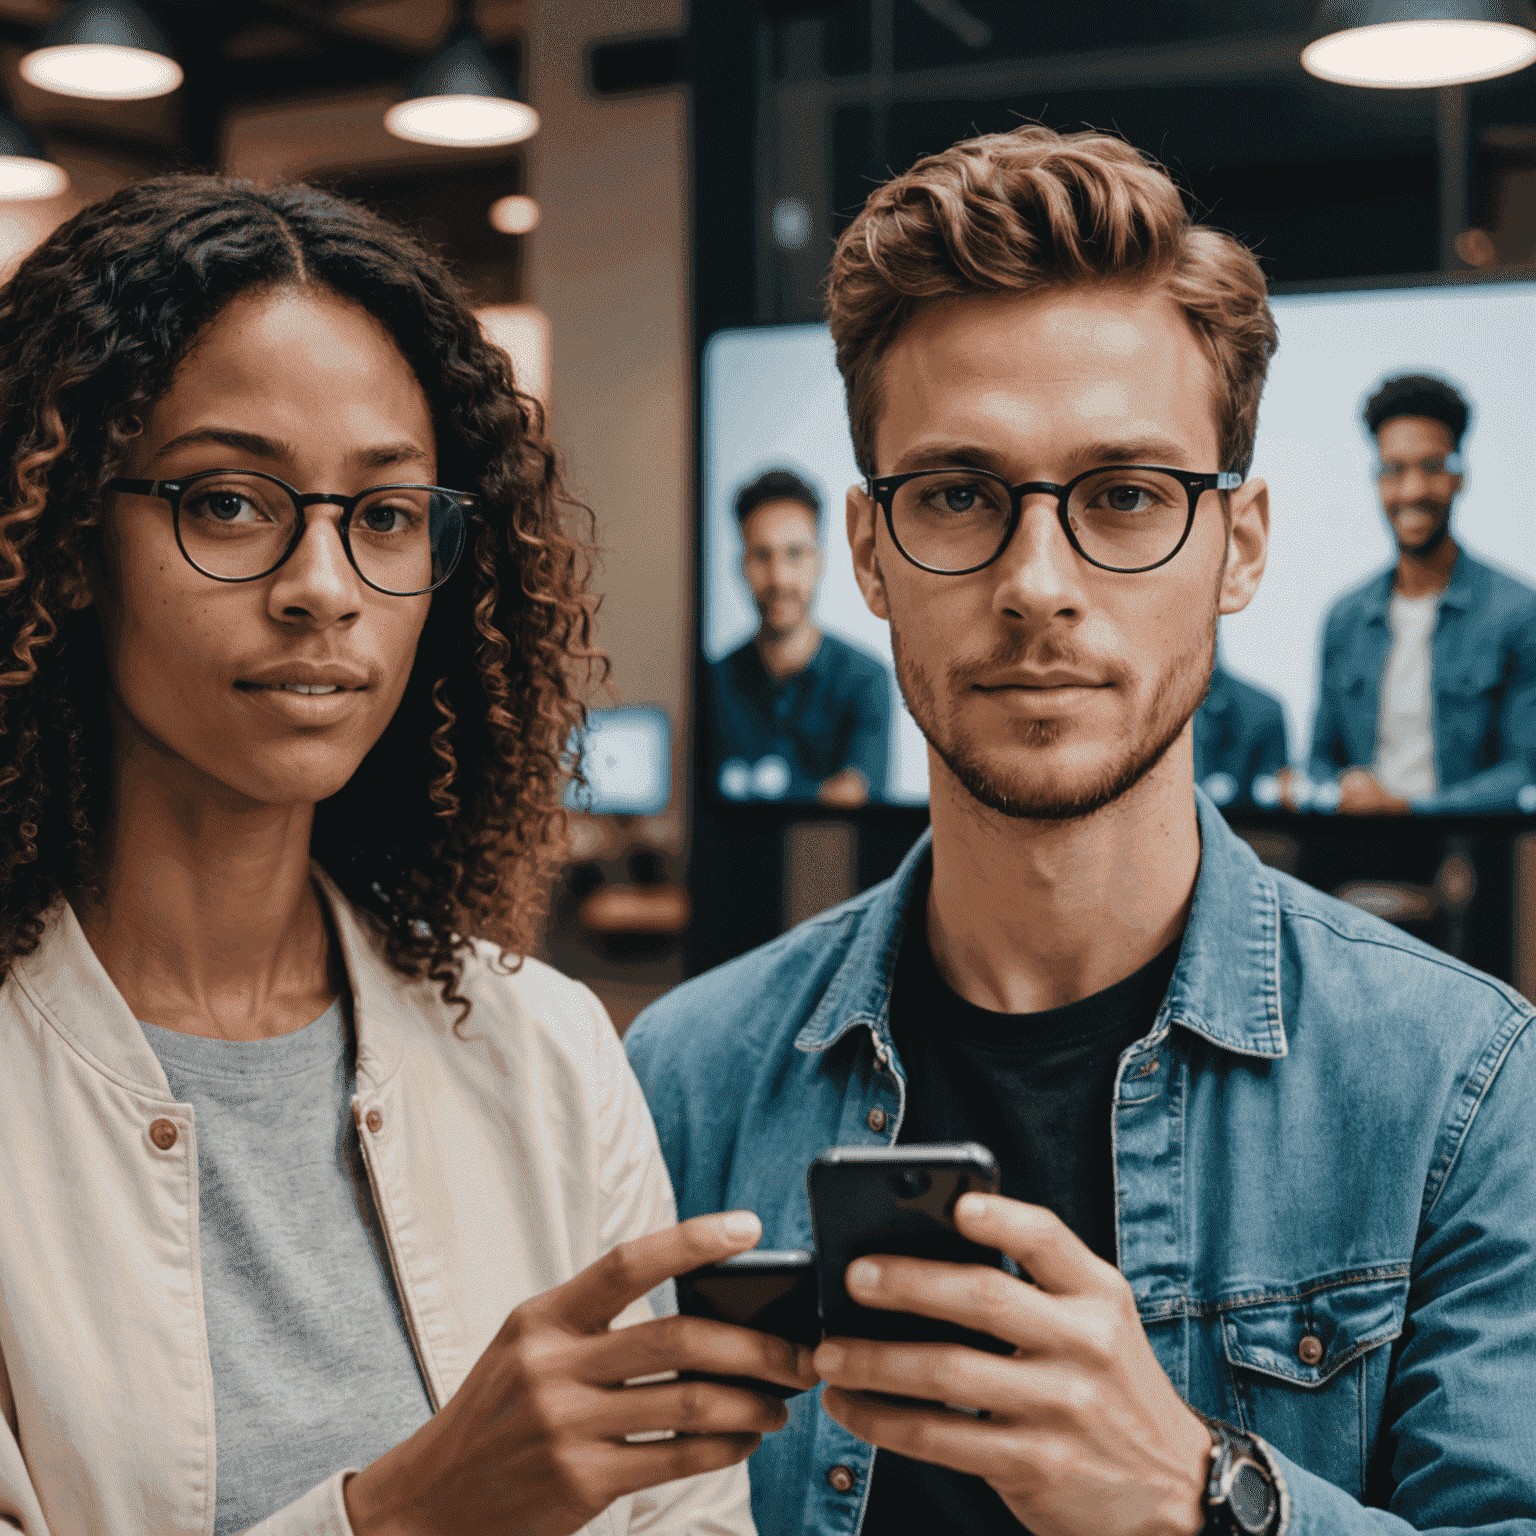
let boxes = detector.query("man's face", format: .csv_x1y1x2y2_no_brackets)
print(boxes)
1375,415,1461,556
846,283,1268,822
741,499,823,640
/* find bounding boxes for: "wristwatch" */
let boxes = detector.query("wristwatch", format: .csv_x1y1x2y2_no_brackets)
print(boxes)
1201,1416,1281,1535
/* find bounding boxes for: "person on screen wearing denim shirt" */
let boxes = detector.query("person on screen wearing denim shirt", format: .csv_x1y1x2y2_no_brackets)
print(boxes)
629,126,1536,1536
1303,375,1536,815
709,468,893,807
1193,657,1289,811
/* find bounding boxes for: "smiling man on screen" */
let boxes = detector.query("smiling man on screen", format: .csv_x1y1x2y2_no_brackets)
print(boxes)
627,126,1536,1536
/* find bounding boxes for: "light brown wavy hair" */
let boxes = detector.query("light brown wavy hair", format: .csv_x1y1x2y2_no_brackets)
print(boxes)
0,174,603,1008
827,125,1278,478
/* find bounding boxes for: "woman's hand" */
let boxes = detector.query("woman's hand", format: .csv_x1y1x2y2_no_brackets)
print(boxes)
344,1211,815,1536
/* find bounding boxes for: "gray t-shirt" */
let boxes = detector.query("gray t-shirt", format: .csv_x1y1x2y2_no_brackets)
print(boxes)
140,1002,433,1533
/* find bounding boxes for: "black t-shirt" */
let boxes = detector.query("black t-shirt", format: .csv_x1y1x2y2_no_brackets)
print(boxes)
860,882,1180,1536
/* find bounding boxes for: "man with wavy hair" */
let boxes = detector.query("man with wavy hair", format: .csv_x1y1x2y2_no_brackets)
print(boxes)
629,125,1536,1536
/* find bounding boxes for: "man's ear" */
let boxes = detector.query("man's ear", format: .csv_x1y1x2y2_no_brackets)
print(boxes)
847,484,889,620
1218,477,1268,617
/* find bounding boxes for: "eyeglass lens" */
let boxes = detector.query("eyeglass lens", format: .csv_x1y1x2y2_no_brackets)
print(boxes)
1376,456,1458,481
888,468,1194,573
176,473,465,593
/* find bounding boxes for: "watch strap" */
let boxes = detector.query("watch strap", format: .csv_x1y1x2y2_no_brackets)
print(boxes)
1190,1408,1289,1536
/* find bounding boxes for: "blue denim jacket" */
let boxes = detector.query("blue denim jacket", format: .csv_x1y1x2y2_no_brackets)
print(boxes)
1307,549,1536,812
627,793,1536,1536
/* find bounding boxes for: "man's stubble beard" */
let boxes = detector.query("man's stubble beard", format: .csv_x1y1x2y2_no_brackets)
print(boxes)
890,590,1218,824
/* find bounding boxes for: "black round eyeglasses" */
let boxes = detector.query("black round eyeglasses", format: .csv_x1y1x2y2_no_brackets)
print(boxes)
108,469,479,596
867,464,1243,576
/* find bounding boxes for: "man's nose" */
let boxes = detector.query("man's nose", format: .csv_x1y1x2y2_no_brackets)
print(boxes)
989,495,1084,619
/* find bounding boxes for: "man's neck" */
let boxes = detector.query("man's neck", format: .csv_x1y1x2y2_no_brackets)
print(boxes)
756,619,822,681
73,723,336,1041
1393,536,1458,599
923,743,1200,1015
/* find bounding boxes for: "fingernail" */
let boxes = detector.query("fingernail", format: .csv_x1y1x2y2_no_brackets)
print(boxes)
719,1210,760,1242
817,1342,845,1373
848,1259,881,1290
796,1345,816,1375
955,1193,988,1219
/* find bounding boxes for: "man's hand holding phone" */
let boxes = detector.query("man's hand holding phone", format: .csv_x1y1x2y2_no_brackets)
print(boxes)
814,1193,1213,1536
344,1211,816,1536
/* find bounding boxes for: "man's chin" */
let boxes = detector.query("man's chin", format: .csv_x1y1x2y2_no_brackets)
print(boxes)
933,740,1154,823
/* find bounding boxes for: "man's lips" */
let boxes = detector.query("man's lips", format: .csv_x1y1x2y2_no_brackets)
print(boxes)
972,672,1107,690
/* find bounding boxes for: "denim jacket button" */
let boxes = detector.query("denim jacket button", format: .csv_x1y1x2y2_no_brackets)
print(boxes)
147,1118,178,1151
867,1107,887,1133
1297,1332,1324,1366
827,1464,857,1493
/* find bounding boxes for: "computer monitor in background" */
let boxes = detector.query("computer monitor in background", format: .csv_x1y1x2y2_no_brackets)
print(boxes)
700,276,1536,818
567,706,672,817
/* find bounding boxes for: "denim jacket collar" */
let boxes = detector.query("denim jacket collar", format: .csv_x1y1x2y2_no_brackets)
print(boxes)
793,787,1286,1061
1359,546,1478,628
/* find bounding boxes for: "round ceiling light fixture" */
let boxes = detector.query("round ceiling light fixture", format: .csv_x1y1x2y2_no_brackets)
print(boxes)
489,194,540,234
1303,0,1536,87
20,0,182,101
385,5,538,148
0,109,68,201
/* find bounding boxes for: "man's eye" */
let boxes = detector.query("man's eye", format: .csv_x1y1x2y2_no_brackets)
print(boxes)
1102,485,1155,514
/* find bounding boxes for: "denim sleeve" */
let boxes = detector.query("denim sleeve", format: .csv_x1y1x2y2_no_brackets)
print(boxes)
1269,1008,1536,1534
1413,621,1536,813
843,670,892,799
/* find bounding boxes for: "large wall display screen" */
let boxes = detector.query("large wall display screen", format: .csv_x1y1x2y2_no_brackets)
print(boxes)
700,279,1536,814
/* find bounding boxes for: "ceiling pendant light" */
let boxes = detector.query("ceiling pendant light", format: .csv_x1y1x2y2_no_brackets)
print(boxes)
1303,0,1536,87
384,1,538,149
0,109,68,201
20,0,182,102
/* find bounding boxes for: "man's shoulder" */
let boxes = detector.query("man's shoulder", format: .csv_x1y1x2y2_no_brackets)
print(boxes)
816,630,890,685
1271,864,1530,1025
626,885,885,1079
1459,550,1536,616
1320,567,1392,633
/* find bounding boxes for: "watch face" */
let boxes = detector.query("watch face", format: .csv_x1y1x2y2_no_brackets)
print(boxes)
1228,1459,1276,1533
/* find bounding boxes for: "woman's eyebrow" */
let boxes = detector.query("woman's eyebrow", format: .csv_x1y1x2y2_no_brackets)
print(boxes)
151,427,433,472
153,426,291,462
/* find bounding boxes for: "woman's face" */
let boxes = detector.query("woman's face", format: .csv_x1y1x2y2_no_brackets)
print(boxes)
95,284,439,808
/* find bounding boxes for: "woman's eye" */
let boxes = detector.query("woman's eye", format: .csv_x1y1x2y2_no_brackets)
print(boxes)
360,503,411,533
190,491,260,523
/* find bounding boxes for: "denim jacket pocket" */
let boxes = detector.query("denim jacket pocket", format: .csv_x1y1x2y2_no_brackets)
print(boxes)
1220,1271,1409,1500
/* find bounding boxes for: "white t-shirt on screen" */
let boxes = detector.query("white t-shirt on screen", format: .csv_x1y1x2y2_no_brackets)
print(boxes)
1373,590,1440,802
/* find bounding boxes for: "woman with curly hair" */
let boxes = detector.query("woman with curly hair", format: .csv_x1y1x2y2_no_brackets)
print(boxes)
0,176,810,1536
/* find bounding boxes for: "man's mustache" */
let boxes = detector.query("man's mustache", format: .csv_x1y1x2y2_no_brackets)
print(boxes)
949,634,1130,690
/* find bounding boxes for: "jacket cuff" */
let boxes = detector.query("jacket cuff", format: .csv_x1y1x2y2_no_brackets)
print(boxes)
240,1469,359,1536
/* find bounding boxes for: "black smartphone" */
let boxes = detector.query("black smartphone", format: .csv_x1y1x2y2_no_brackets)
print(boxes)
807,1142,1012,1354
674,1248,820,1397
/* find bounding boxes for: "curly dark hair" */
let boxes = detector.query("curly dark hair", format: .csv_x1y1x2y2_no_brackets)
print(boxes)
0,173,604,1007
1362,373,1471,448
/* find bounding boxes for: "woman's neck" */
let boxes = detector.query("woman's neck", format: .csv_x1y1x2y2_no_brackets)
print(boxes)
74,734,338,1041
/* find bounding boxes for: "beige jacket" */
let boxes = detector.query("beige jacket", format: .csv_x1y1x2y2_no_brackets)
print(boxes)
0,875,754,1536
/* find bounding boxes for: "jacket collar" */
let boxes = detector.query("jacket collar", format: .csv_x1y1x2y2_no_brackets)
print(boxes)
11,868,418,1093
794,786,1285,1061
1362,545,1479,624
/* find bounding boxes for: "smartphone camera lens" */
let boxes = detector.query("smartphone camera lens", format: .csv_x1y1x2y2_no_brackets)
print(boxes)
893,1169,931,1200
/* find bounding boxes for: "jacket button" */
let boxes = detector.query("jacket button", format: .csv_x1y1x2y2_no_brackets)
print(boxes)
826,1464,857,1493
1297,1333,1324,1366
867,1108,887,1133
148,1118,178,1151
365,1109,384,1134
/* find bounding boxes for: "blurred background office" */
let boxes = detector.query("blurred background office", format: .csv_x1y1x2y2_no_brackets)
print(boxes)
7,0,1536,1023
